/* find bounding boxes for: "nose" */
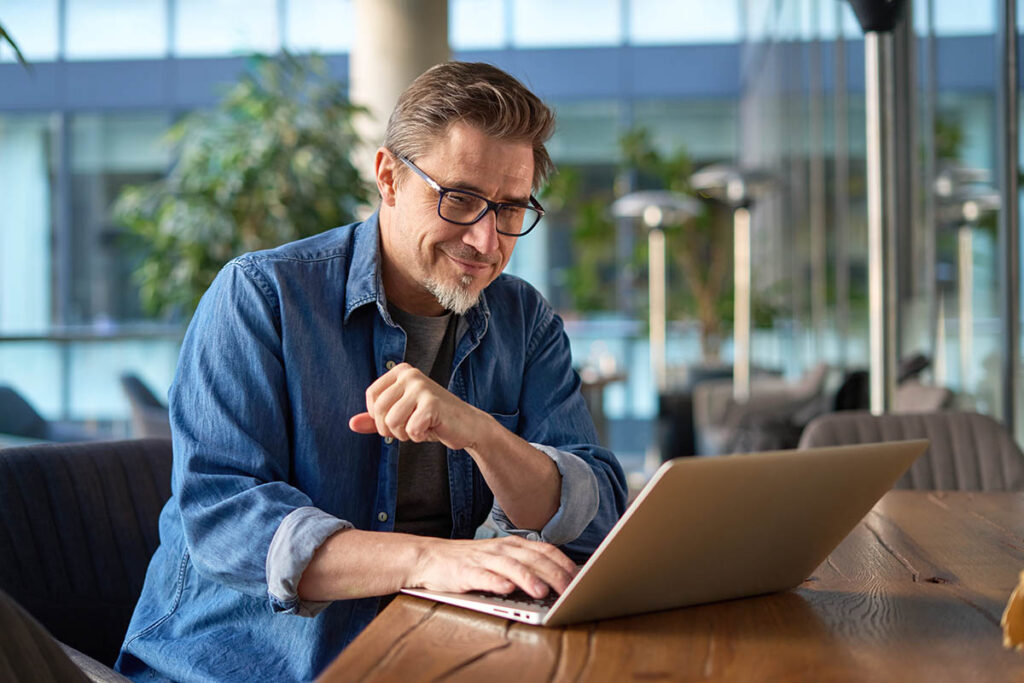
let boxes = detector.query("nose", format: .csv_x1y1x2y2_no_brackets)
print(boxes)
462,208,501,255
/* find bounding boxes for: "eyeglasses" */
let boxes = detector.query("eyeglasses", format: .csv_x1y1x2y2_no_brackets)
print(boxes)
396,154,545,236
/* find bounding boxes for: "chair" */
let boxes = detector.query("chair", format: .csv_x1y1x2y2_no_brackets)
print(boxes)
692,363,829,455
893,380,953,413
831,353,936,412
0,587,94,682
119,374,171,439
0,385,99,442
798,411,1024,491
0,439,173,668
0,385,49,439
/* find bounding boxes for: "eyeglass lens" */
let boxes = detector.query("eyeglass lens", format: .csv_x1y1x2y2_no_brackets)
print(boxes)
439,191,540,235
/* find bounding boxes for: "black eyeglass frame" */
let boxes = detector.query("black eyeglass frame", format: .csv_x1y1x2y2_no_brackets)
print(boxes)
396,154,545,236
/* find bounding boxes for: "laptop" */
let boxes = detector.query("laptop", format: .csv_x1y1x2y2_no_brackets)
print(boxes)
401,440,928,626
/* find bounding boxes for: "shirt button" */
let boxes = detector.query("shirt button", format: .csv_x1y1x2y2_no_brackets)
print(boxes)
377,511,388,523
385,360,396,370
384,436,394,444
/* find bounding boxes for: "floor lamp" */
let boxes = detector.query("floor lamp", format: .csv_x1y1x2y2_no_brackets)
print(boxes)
934,164,1000,394
611,190,699,470
689,164,776,403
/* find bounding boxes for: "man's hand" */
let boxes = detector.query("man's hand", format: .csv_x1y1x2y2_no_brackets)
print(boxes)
349,362,486,451
298,529,578,602
411,535,578,598
349,362,562,532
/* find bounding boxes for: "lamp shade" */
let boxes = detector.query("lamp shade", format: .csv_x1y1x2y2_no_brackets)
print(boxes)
690,164,777,208
610,190,700,229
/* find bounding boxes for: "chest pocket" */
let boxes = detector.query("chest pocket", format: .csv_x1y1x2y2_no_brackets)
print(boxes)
488,410,520,435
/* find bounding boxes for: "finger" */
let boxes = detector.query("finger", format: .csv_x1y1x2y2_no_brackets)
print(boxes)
459,567,516,595
369,381,409,438
383,394,419,442
534,542,579,579
478,551,552,599
349,412,377,433
364,363,407,416
492,539,577,594
523,549,576,594
405,399,442,443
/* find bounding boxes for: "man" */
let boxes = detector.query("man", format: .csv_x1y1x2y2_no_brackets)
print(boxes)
116,61,626,682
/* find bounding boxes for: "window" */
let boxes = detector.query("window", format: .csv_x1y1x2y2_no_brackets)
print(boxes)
69,113,170,325
0,0,59,62
450,0,506,50
512,0,621,48
175,0,278,57
66,0,167,60
285,0,353,53
0,115,56,333
630,0,739,45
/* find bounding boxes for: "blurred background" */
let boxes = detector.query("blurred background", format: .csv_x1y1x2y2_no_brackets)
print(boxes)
1,0,1022,475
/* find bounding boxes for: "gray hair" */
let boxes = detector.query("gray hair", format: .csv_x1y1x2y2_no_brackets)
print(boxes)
383,61,556,191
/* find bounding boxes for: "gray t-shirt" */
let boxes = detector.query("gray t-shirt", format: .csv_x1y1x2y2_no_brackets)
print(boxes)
387,303,457,539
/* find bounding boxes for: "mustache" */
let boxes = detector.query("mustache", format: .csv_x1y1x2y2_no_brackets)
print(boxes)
441,244,500,265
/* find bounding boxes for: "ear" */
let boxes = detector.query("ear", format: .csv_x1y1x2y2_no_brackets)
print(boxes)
375,147,398,207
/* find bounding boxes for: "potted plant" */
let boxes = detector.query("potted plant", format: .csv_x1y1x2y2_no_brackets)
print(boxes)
114,53,372,319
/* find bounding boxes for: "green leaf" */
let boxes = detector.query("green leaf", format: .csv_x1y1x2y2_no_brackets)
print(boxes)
113,53,373,319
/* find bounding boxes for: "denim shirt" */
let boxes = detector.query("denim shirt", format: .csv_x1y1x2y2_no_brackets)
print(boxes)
115,213,627,682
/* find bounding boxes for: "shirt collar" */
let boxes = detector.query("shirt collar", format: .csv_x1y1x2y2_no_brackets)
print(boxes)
344,210,492,333
343,210,386,322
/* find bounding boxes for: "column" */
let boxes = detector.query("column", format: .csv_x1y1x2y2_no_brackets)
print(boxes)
349,0,449,166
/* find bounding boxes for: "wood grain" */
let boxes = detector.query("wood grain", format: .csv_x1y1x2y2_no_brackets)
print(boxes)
318,492,1024,682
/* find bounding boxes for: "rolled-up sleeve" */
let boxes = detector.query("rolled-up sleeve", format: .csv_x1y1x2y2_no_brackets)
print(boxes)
266,507,353,617
491,289,627,561
171,261,339,612
490,444,599,545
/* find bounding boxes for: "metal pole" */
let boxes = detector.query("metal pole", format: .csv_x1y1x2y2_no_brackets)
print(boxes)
648,227,667,393
809,6,826,359
923,0,938,367
733,207,751,402
958,225,974,392
935,295,947,386
865,31,898,413
998,0,1020,432
834,3,850,369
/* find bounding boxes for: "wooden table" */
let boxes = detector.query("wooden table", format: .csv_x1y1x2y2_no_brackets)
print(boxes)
319,491,1024,681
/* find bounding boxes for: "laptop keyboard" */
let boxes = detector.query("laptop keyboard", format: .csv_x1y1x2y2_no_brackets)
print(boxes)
473,588,558,609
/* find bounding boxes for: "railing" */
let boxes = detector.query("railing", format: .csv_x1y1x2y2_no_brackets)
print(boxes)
0,325,184,424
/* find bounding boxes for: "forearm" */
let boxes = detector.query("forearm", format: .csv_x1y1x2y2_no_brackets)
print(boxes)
297,528,426,601
298,526,578,602
466,413,561,531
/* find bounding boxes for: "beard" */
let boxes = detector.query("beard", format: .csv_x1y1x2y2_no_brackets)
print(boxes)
424,242,499,315
424,273,479,315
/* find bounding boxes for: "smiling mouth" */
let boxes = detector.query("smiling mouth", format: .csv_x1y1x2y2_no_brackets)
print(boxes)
443,250,494,275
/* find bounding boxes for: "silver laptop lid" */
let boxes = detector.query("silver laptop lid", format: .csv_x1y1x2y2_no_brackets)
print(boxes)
543,440,927,625
402,440,927,627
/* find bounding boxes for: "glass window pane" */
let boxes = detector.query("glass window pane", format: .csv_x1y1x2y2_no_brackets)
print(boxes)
934,0,995,36
512,0,621,48
546,100,621,164
0,343,64,417
68,340,179,420
630,0,739,45
450,0,505,50
0,0,59,62
633,99,737,162
285,0,353,53
175,0,278,57
70,113,170,325
0,115,55,333
66,0,167,60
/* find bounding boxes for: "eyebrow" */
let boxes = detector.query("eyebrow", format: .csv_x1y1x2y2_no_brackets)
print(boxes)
444,178,532,206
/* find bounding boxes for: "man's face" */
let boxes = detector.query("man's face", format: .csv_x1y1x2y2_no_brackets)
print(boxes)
377,122,534,316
